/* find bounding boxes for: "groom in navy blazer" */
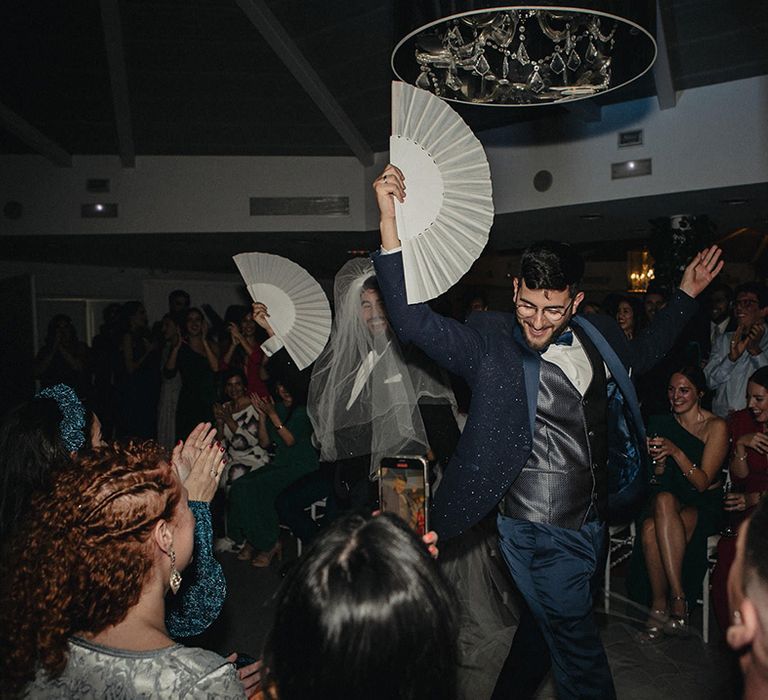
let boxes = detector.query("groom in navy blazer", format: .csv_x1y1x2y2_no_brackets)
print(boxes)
371,165,723,699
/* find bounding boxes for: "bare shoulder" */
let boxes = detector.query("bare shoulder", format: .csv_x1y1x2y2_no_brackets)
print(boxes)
702,412,727,441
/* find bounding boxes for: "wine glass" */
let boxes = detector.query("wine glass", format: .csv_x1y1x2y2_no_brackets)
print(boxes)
721,477,744,537
647,432,663,486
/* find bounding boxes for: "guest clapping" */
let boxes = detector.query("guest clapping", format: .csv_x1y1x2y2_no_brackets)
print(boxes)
0,442,244,697
166,307,219,440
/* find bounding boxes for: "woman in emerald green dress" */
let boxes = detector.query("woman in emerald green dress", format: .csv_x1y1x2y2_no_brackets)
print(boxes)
629,366,728,641
227,377,318,566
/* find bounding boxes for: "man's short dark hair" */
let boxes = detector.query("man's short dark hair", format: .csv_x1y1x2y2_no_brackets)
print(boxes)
708,281,733,301
735,281,768,309
745,497,768,592
168,289,190,305
645,280,670,302
361,276,380,294
519,241,584,294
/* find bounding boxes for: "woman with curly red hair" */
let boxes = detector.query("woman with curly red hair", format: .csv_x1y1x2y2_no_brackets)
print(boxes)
0,442,245,697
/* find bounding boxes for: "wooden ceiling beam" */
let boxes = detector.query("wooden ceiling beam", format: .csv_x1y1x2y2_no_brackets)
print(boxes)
235,0,374,166
100,0,136,167
653,0,678,110
0,102,72,167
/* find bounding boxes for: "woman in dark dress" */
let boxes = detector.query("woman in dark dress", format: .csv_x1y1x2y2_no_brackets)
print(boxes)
165,308,219,440
115,301,160,439
629,366,728,640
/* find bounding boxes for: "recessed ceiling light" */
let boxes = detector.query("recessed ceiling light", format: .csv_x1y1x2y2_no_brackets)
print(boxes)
579,213,603,221
721,198,749,206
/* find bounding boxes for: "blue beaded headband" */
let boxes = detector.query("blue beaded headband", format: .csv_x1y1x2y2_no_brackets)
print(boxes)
36,383,86,452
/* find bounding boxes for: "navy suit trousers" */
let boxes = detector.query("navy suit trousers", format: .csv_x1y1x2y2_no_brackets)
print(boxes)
496,515,616,700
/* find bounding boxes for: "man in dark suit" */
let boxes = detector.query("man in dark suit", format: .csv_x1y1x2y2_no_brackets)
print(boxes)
371,165,723,699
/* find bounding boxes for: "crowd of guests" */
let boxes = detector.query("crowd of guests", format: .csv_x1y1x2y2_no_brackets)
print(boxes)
4,267,768,698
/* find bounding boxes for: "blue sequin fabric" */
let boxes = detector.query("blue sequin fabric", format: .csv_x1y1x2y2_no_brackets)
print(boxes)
36,383,86,452
165,501,227,639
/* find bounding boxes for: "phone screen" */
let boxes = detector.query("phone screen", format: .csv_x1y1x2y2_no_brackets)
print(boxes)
379,456,429,536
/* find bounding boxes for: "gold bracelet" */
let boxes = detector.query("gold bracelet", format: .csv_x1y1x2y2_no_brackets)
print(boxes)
275,424,284,431
736,453,748,462
686,465,697,478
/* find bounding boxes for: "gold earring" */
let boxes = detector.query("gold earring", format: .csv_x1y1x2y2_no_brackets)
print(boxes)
169,546,182,594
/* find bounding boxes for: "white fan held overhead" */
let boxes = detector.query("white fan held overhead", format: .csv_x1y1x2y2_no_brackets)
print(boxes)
390,81,494,304
232,252,331,371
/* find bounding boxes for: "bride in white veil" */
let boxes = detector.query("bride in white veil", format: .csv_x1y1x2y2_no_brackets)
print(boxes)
308,258,454,476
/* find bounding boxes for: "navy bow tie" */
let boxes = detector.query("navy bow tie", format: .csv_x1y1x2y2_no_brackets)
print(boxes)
553,330,573,346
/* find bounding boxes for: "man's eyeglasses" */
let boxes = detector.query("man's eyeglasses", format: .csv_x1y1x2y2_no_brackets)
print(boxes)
515,296,576,322
735,298,760,309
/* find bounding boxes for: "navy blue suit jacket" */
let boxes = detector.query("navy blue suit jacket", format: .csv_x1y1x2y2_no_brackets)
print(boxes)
373,251,699,539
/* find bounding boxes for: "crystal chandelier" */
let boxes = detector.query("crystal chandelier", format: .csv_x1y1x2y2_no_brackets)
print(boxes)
391,4,656,106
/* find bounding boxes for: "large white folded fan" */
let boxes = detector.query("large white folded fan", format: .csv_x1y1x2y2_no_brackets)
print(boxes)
390,81,494,304
232,252,331,371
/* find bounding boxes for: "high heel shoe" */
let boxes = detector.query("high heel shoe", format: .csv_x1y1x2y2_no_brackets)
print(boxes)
636,608,669,644
236,542,255,562
663,595,690,637
251,540,283,568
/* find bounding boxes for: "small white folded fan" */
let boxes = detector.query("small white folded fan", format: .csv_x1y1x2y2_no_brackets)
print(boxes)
232,252,331,371
390,80,494,304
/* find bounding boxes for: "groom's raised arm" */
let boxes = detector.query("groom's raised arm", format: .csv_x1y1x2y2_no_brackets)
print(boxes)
372,166,483,381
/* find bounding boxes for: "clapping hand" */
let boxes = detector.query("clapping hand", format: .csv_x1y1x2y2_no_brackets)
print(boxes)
250,392,278,421
172,422,217,481
746,321,766,355
182,441,227,502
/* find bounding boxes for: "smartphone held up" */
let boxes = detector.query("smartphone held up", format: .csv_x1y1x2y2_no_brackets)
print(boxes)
378,456,429,536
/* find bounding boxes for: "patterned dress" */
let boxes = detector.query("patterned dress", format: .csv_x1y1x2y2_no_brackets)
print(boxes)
23,636,244,698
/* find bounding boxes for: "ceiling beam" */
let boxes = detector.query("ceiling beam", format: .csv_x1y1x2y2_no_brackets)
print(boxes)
100,0,136,167
235,0,374,166
653,0,678,110
0,102,72,167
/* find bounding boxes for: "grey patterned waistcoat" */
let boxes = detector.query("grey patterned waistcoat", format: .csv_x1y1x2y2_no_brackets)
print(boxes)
504,328,608,529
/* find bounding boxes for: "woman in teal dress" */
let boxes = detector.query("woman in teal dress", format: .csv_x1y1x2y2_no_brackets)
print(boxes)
227,378,319,566
629,366,727,640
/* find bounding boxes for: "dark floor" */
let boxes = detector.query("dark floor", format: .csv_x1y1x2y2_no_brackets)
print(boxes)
192,535,741,700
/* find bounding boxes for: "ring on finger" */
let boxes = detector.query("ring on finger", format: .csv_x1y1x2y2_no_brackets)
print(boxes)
210,469,217,477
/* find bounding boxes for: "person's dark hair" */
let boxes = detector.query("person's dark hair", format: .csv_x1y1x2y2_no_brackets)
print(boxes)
749,367,768,392
183,307,204,336
361,275,380,294
605,293,645,335
670,365,708,395
744,497,768,593
221,368,248,400
119,301,146,335
168,289,190,306
267,372,307,429
645,280,670,303
0,398,71,540
707,281,733,302
44,314,76,347
465,288,489,309
264,512,458,700
519,241,584,294
224,304,249,326
735,281,768,309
